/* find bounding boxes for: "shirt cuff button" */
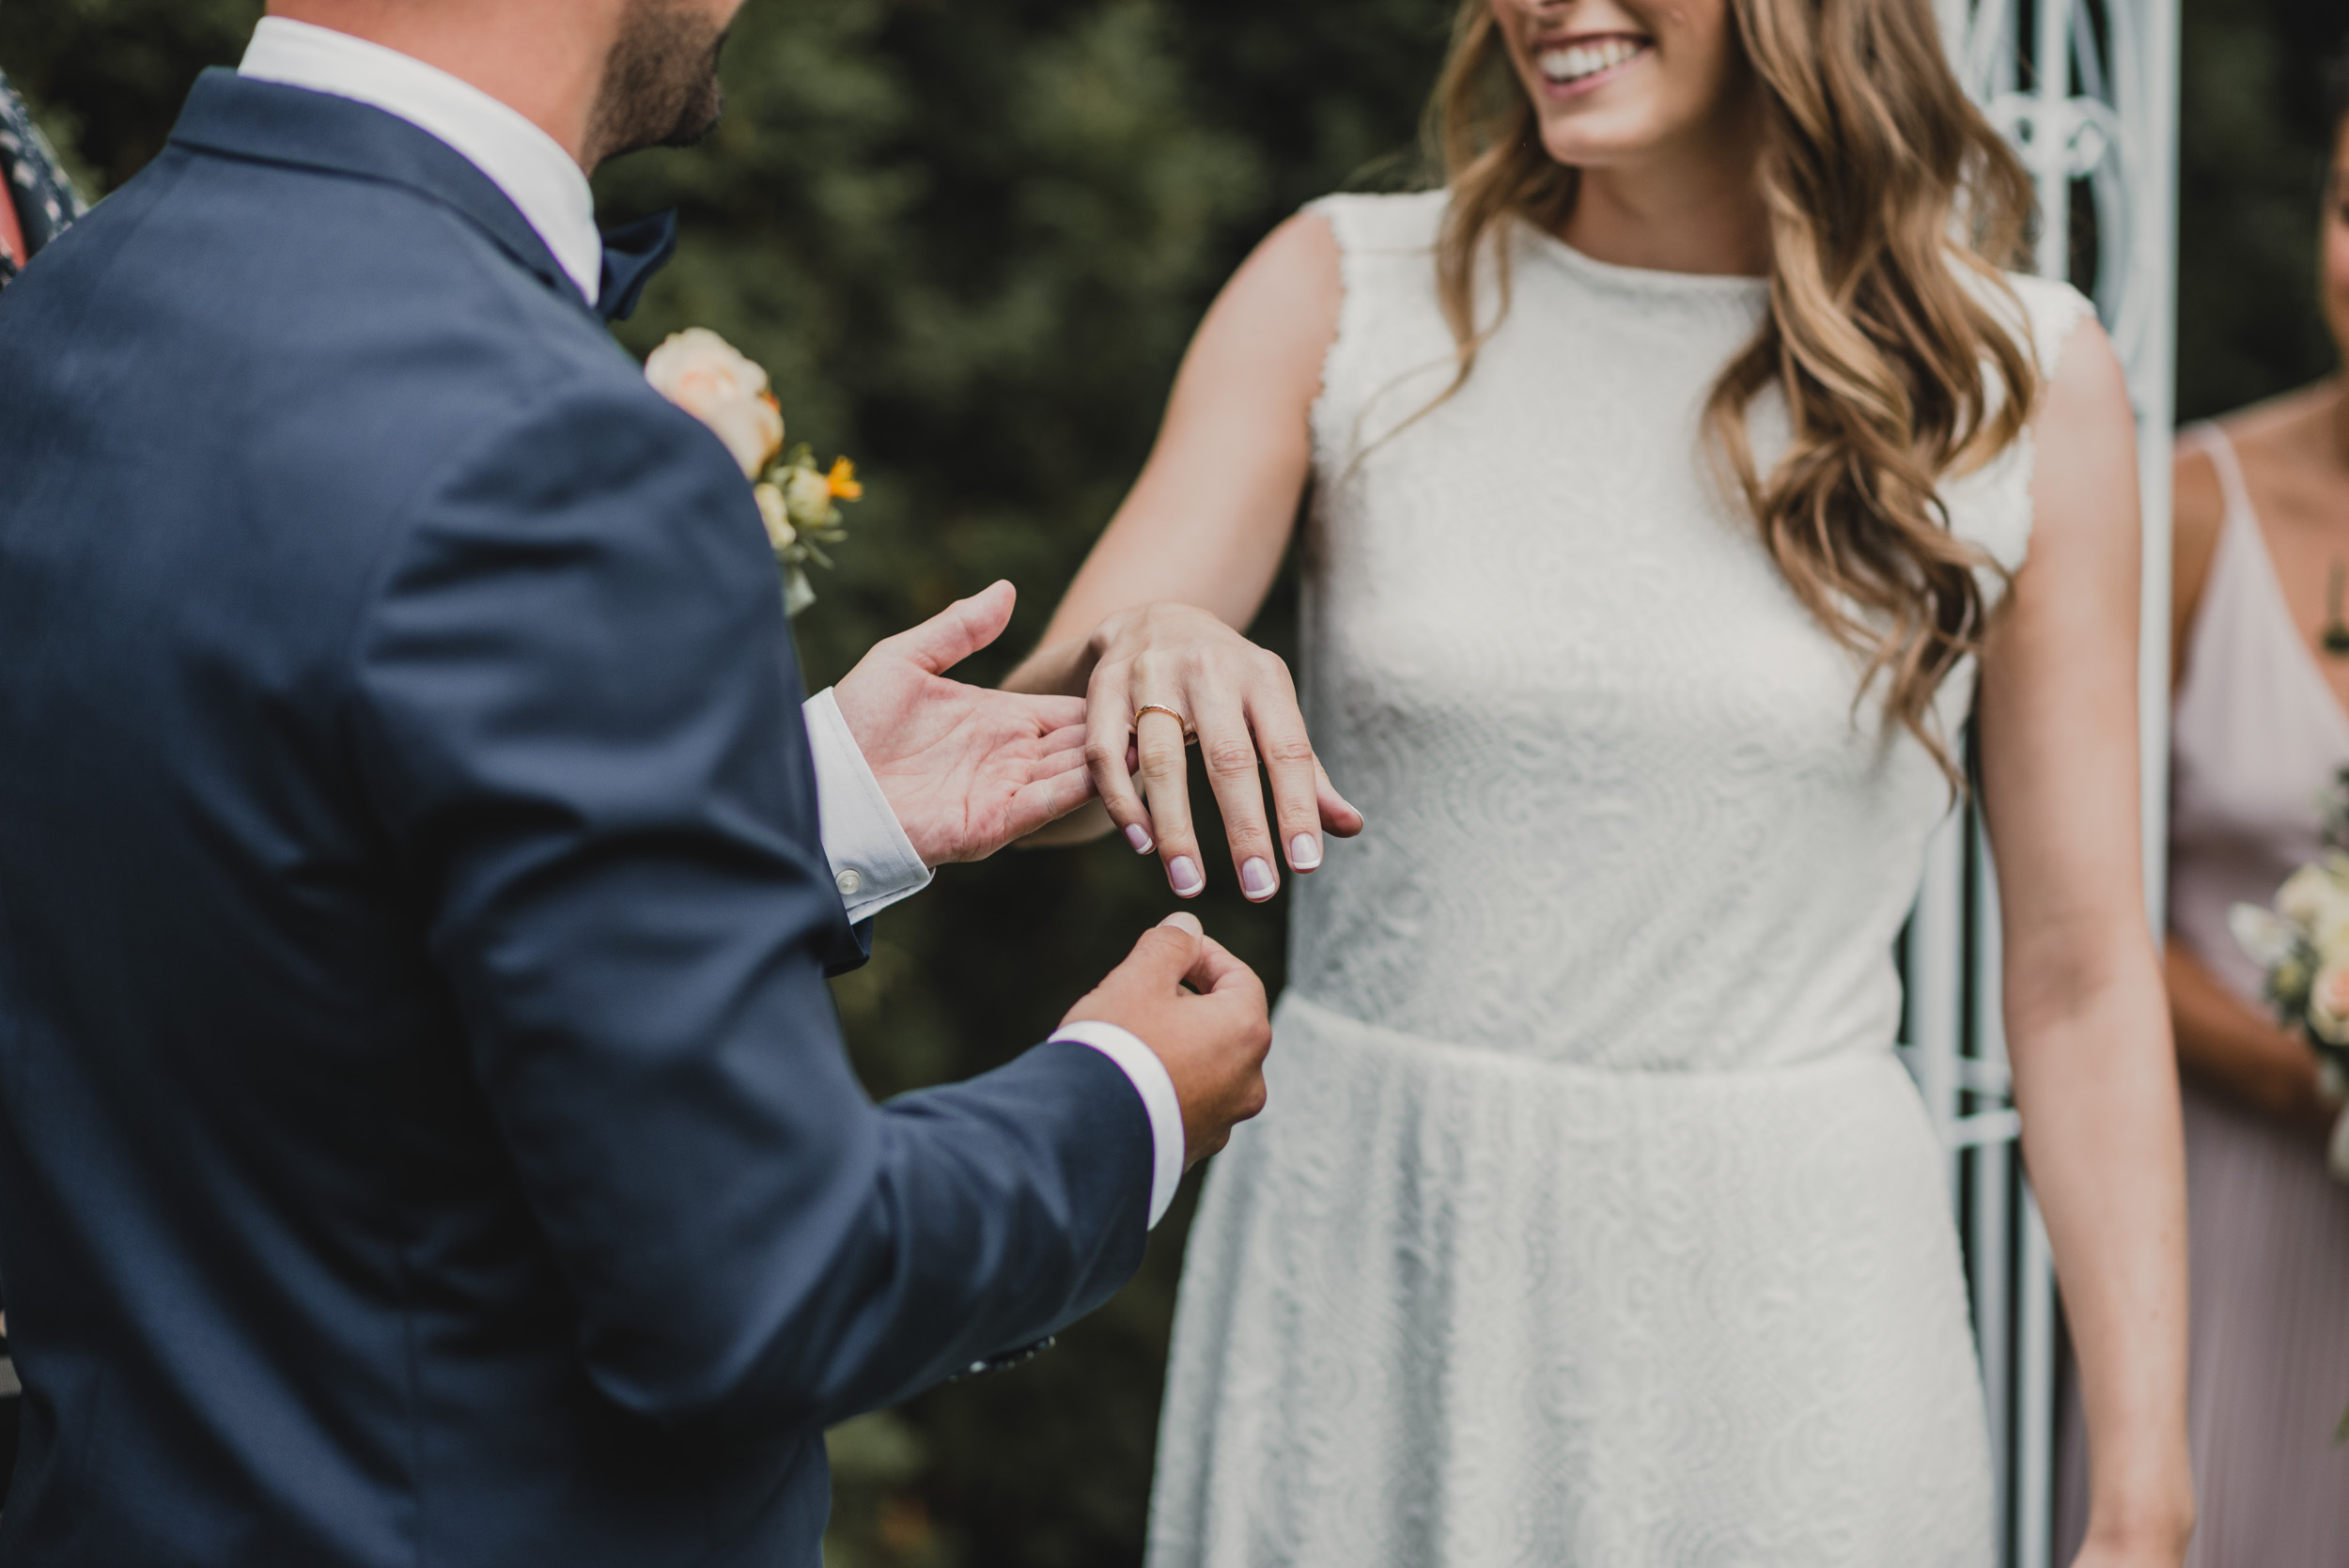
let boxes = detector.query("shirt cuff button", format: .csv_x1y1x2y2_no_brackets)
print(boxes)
835,868,864,896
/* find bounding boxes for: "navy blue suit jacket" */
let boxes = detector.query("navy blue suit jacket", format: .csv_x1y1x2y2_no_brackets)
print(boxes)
0,71,1149,1567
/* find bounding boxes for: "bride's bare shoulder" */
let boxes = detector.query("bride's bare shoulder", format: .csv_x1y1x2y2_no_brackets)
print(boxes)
1229,208,1342,310
1202,191,1452,396
1183,209,1347,403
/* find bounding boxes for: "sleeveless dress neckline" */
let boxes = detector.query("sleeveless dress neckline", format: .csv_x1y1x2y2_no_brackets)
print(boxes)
1517,226,1772,299
2185,424,2349,751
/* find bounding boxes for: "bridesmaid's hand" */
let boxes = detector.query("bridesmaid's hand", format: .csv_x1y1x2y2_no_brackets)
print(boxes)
1081,602,1362,902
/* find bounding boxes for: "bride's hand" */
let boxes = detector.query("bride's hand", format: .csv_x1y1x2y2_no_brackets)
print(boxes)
1081,602,1362,902
2068,1493,2194,1568
2068,1531,2190,1568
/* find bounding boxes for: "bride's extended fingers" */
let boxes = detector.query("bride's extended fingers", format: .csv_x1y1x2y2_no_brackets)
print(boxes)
1192,691,1280,903
1083,669,1155,855
1245,677,1325,875
1315,758,1365,838
1134,708,1205,897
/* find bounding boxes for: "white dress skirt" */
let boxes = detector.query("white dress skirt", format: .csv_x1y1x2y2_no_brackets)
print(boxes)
1144,191,2092,1567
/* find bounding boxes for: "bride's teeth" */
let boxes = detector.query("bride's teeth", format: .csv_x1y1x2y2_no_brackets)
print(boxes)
1540,38,1642,83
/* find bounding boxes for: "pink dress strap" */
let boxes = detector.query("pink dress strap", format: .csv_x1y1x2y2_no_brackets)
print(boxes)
2169,424,2349,999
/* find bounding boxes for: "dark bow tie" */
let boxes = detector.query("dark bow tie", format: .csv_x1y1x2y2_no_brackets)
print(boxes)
598,210,678,323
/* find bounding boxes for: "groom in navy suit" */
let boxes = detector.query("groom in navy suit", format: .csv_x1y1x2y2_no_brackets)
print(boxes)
0,3,1273,1564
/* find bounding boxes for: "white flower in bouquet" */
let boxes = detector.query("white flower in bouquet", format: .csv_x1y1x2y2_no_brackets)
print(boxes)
645,327,786,479
2230,903,2300,970
2310,959,2349,1048
2277,859,2349,949
2234,780,2349,1193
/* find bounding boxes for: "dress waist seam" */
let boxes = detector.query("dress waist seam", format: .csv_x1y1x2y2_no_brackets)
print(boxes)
1277,989,1898,1083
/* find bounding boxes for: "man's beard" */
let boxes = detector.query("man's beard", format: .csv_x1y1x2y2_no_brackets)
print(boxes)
586,0,730,164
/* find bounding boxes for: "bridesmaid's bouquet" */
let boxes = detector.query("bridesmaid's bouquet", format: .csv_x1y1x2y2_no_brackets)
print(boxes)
2228,764,2349,1185
644,328,863,617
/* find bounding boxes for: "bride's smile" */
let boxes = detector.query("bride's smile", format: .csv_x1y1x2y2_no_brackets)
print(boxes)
1532,33,1653,97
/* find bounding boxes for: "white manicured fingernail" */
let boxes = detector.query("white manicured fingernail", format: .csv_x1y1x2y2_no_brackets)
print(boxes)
1240,858,1277,900
1159,911,1204,936
1125,824,1154,854
1288,833,1322,871
1169,856,1205,896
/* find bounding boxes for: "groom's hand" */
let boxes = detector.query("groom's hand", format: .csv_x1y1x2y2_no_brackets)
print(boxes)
1064,912,1271,1166
834,582,1097,865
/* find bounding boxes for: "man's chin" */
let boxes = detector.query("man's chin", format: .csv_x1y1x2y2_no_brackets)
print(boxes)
660,89,726,150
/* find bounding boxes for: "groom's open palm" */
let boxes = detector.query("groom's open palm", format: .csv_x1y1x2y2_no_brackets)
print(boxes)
834,582,1097,865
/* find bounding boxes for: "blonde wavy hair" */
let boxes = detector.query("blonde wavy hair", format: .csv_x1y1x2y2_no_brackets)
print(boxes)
1428,0,2041,776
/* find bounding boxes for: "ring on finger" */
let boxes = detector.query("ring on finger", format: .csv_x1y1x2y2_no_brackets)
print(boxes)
1133,703,1199,747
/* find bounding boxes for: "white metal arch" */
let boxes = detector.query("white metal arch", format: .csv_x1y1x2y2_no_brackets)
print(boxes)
1906,5,2179,1566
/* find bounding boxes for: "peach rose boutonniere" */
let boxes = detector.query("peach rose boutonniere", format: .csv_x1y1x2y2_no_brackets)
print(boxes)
645,328,863,616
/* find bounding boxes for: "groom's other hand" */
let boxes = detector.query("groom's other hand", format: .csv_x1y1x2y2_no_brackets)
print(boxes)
1064,913,1271,1165
835,581,1096,864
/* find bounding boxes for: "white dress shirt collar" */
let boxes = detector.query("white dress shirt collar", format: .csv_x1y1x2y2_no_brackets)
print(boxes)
239,16,602,306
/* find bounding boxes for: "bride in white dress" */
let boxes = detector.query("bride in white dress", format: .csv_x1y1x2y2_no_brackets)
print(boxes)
1009,1,2191,1562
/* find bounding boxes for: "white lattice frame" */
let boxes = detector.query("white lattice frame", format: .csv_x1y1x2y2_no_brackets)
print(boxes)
1903,5,2179,1567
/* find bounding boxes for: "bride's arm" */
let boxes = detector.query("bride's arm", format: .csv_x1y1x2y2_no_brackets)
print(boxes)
1004,211,1362,900
1976,320,2194,1567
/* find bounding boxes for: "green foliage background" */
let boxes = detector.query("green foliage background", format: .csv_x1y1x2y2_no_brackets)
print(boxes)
1,0,2341,1562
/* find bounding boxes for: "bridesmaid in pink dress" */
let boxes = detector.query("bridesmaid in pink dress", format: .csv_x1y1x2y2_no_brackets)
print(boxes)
2062,66,2349,1565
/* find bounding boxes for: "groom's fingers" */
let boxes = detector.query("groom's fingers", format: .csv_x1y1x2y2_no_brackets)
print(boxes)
1127,915,1205,989
1183,934,1265,1010
997,761,1099,847
882,580,1017,676
1033,717,1090,759
1024,699,1095,741
1033,733,1090,777
1183,936,1270,1129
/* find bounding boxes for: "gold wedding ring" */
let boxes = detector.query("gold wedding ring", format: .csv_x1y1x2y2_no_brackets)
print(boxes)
1133,703,1197,743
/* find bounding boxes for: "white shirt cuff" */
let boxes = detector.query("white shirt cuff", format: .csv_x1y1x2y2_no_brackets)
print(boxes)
802,688,933,924
1049,1020,1184,1230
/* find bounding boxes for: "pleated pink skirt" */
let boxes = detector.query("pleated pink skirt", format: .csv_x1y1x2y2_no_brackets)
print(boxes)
2059,1082,2349,1564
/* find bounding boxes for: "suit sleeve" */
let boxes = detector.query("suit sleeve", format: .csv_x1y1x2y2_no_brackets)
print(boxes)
346,383,1151,1436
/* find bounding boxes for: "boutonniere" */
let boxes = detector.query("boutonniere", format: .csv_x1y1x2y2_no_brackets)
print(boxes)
645,327,863,616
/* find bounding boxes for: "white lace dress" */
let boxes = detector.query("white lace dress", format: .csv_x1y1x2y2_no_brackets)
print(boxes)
1145,192,2092,1567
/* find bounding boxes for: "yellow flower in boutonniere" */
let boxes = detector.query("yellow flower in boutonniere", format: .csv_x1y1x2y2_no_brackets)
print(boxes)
763,444,861,616
644,328,867,617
